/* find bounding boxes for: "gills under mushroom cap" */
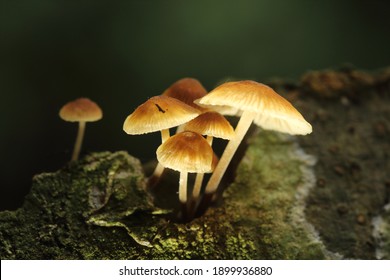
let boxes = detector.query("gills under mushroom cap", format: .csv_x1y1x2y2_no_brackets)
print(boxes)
196,80,312,135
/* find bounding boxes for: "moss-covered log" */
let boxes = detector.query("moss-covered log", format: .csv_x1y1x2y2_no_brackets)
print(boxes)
1,66,389,259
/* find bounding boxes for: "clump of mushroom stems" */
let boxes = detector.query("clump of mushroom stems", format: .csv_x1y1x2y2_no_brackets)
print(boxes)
156,131,214,221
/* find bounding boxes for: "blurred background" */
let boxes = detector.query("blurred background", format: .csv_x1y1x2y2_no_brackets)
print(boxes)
1,0,390,210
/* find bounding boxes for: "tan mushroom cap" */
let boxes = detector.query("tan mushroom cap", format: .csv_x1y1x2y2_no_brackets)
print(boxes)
162,78,208,111
123,96,200,135
183,111,235,140
196,80,312,135
156,131,214,173
59,98,102,122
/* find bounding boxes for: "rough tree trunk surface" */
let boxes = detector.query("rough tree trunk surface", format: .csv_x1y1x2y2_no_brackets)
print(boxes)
1,66,389,259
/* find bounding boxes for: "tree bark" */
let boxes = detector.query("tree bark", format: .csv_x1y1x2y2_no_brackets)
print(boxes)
1,66,389,259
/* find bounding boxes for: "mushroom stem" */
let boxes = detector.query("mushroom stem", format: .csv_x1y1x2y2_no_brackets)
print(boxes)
179,172,188,204
175,124,185,134
192,174,204,201
160,129,170,143
148,128,171,189
71,121,86,161
203,111,256,196
191,136,213,201
179,171,189,220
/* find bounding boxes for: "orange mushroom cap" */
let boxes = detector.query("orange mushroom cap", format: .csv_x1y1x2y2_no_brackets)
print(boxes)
196,80,312,135
123,96,200,135
162,78,208,111
156,131,214,173
59,98,102,122
183,111,235,140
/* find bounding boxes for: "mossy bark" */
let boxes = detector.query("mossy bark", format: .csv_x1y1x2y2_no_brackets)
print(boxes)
1,66,389,259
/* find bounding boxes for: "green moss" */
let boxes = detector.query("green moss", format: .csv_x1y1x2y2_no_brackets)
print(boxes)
223,132,326,259
0,132,327,259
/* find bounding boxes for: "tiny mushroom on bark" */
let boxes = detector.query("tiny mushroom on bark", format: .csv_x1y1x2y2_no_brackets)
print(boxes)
59,97,102,161
195,80,312,204
183,111,234,202
123,95,200,186
156,131,216,218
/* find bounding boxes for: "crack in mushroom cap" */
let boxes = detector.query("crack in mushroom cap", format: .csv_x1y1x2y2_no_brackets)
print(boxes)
195,80,312,135
156,131,214,173
59,98,102,122
123,96,201,135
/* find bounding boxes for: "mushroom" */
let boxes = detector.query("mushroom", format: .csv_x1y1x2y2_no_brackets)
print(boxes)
162,77,208,111
162,77,208,133
156,131,215,218
123,96,200,187
183,111,234,202
59,97,102,161
184,111,235,145
195,80,312,204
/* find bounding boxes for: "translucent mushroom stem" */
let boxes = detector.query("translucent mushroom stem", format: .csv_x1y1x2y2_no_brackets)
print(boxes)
203,111,257,195
71,121,86,161
191,135,214,201
175,124,185,134
179,172,188,204
148,128,171,188
160,128,170,143
192,174,205,202
179,171,189,221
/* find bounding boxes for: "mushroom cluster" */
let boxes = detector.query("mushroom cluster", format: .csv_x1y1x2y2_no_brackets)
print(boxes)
123,78,312,220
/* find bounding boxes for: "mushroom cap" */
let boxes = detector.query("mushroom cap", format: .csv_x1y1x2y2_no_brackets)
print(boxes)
183,111,235,140
123,96,200,135
195,80,312,135
162,78,208,111
156,131,214,173
59,97,102,122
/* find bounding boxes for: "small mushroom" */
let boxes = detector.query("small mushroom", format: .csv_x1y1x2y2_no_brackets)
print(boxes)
123,96,200,187
162,77,208,111
162,77,208,133
183,111,234,202
195,80,312,204
156,131,215,219
59,97,102,161
183,111,235,145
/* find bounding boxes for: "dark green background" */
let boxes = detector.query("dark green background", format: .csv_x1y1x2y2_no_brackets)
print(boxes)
1,0,390,210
